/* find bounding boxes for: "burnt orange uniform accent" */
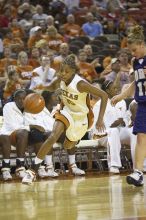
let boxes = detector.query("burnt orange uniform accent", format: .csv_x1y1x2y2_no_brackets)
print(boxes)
3,37,24,50
0,58,17,77
3,79,23,100
54,111,70,129
78,62,97,82
10,27,24,38
28,59,40,68
63,23,81,38
50,60,61,72
27,35,44,49
16,65,34,80
44,34,65,52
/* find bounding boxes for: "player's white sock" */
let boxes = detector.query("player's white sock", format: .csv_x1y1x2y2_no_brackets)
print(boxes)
45,155,53,165
34,157,43,164
69,155,75,165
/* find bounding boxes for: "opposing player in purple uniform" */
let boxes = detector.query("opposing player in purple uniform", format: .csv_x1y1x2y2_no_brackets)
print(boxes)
111,25,146,187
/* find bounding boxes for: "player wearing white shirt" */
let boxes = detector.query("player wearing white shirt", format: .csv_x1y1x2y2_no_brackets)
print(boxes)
0,90,29,180
90,80,127,173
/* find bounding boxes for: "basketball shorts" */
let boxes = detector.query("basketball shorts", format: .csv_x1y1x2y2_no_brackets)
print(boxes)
133,102,146,135
55,108,93,142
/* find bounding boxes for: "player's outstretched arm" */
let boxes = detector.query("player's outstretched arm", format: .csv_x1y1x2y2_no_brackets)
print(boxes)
77,80,108,133
111,81,135,106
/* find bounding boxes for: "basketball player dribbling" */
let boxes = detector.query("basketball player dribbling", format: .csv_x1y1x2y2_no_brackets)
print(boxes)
112,25,146,187
22,54,108,184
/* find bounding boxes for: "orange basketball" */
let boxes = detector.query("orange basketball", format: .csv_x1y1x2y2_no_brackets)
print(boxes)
24,93,45,114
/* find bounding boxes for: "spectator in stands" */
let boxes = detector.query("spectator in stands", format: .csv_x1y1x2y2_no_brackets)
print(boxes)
28,47,40,68
18,10,33,32
54,43,69,63
64,0,79,13
105,55,131,92
95,0,108,10
35,39,54,56
44,26,65,53
77,49,97,82
27,26,44,49
32,5,48,22
124,0,142,10
80,0,94,8
121,67,135,97
49,0,67,25
47,43,69,72
16,51,34,83
117,48,131,80
46,15,54,28
18,2,36,17
89,80,127,173
0,46,17,80
82,12,103,39
0,6,12,29
83,44,102,69
3,29,24,55
29,55,56,90
105,58,121,92
3,65,25,101
63,14,82,39
10,18,25,39
103,20,117,34
107,0,124,11
47,51,60,72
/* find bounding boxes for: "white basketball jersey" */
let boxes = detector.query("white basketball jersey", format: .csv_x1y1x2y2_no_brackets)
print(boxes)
60,74,89,116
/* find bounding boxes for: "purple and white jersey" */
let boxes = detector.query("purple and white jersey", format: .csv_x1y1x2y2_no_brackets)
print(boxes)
134,56,146,103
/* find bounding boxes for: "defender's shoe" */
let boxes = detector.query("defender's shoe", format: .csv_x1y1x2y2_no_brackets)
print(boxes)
126,170,144,187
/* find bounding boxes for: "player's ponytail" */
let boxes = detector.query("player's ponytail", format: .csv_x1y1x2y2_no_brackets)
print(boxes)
127,25,145,44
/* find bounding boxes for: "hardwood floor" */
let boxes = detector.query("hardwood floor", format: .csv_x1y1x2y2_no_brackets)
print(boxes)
0,174,146,220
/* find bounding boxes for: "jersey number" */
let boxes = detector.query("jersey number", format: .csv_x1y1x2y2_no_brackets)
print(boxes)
137,81,146,96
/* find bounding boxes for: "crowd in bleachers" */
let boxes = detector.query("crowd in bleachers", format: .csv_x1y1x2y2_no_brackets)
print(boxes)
0,0,146,181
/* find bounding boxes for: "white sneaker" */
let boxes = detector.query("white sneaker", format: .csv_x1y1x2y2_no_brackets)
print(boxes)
126,170,144,187
38,166,48,178
46,165,59,177
109,167,120,174
16,167,26,178
22,170,36,185
70,164,85,176
1,168,12,181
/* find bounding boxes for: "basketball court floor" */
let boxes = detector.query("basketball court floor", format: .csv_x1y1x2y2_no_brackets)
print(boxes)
0,173,146,220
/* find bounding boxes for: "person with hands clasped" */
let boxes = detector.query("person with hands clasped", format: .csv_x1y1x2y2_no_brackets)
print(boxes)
29,55,56,90
111,25,146,187
22,54,108,184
